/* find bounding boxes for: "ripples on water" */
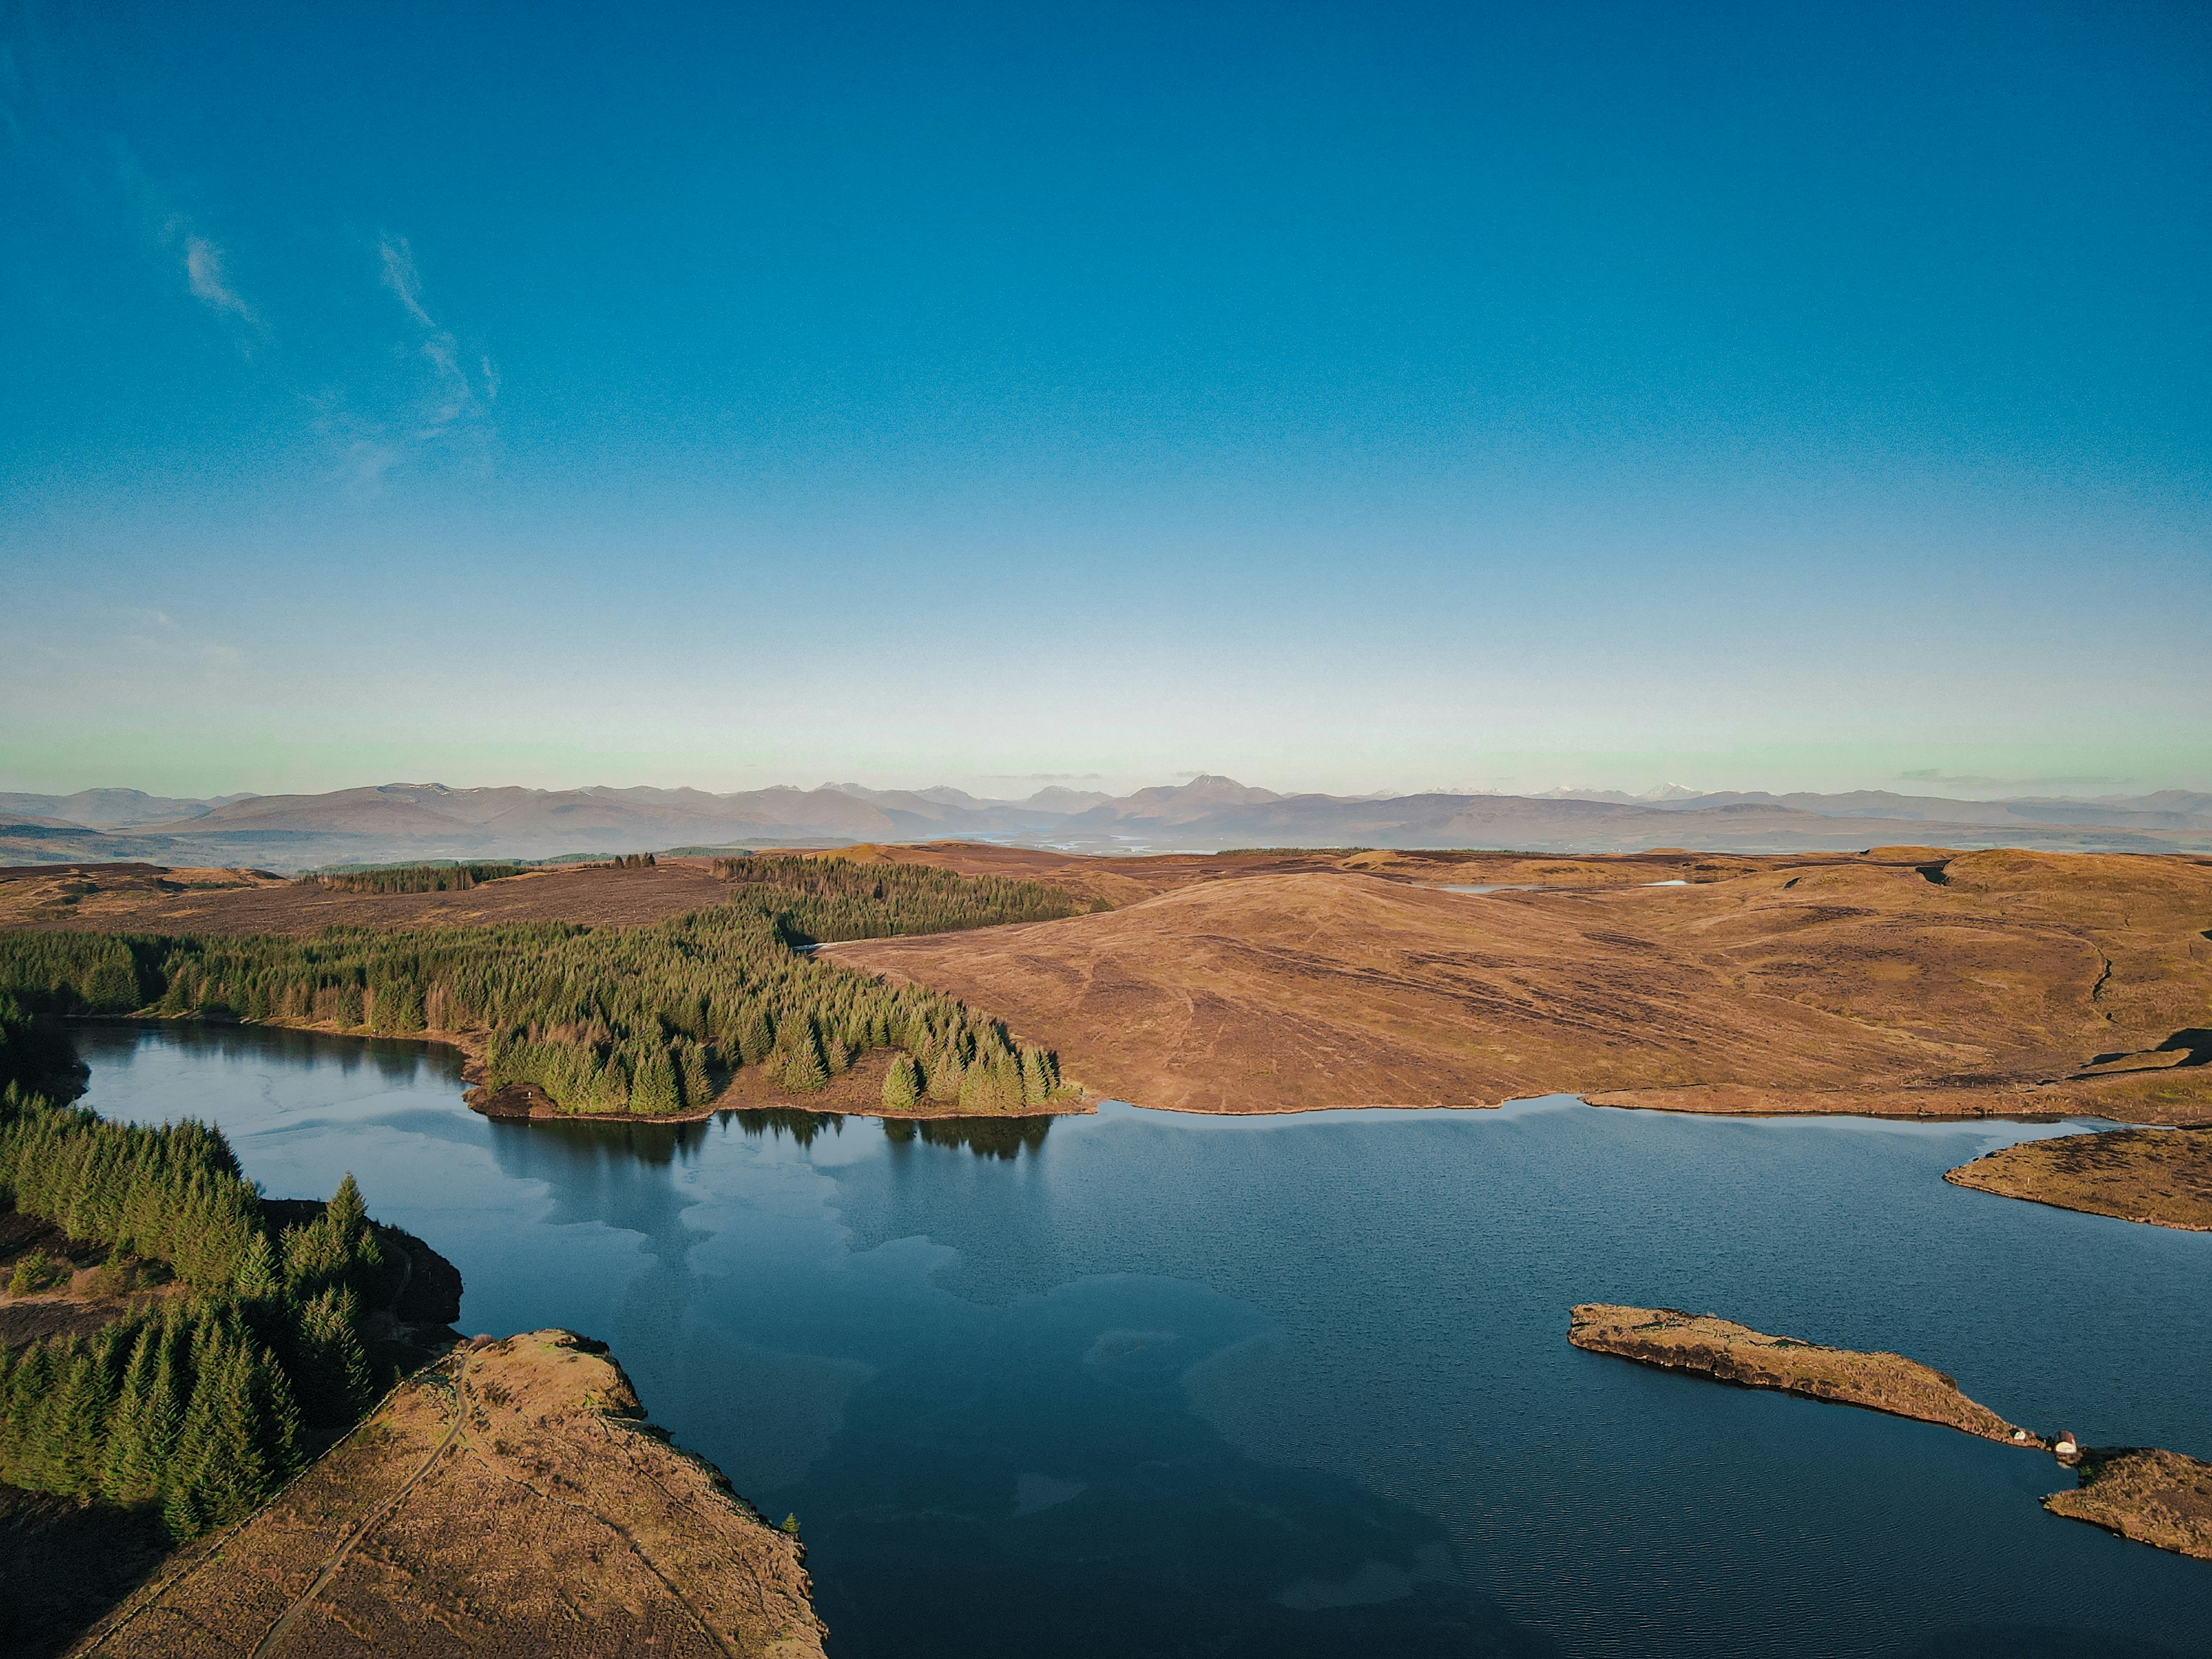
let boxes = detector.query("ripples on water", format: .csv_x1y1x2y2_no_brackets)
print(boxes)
76,1023,2212,1659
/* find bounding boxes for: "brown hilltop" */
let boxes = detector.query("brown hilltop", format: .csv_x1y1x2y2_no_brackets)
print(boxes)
0,859,730,936
75,1330,824,1659
825,845,2212,1123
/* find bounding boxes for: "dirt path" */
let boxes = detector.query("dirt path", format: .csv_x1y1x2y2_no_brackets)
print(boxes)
249,1352,469,1658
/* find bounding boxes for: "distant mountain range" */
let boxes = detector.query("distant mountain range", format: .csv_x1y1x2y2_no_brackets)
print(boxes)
3,777,2209,871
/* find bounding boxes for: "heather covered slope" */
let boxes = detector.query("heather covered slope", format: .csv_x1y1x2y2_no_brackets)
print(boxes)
827,849,2212,1122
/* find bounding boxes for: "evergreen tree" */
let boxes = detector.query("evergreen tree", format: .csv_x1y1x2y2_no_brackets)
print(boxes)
773,1027,828,1092
882,1053,922,1112
233,1230,280,1302
100,1322,161,1506
737,1004,774,1066
630,1045,682,1114
925,1048,965,1103
327,1172,368,1237
163,1320,224,1538
294,1284,374,1425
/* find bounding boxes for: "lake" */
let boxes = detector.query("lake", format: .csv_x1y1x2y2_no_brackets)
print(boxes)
75,1022,2212,1658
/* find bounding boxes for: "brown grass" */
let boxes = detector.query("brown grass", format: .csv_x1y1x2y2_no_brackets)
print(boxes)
2044,1448,2212,1562
1946,1127,2212,1230
824,847,2212,1123
73,1330,825,1659
1,862,730,937
1566,1304,2039,1444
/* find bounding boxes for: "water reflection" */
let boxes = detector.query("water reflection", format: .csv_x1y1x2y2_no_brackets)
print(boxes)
731,1107,847,1147
883,1115,1053,1160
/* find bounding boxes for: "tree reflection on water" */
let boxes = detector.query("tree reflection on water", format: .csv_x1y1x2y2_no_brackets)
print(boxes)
728,1107,845,1148
882,1115,1053,1160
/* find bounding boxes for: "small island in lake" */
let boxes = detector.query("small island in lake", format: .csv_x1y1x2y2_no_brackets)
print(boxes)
1946,1125,2212,1231
1570,1304,2212,1565
1566,1304,2042,1444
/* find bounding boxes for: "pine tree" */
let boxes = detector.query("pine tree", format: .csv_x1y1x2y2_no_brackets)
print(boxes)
630,1045,682,1114
738,1004,774,1066
926,1048,966,1103
882,1053,922,1112
233,1230,280,1302
255,1341,304,1478
328,1172,367,1235
959,1054,1025,1114
100,1322,160,1506
163,1319,225,1538
774,1028,828,1092
678,1041,712,1108
2,1340,56,1490
295,1285,374,1425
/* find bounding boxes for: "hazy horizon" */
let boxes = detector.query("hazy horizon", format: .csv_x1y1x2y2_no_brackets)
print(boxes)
3,767,2204,810
5,3,2206,800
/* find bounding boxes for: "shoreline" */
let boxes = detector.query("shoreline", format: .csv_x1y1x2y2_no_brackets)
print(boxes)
71,1016,2131,1133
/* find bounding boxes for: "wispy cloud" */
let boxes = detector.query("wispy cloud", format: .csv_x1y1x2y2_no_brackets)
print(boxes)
183,234,257,323
375,233,497,448
378,234,434,326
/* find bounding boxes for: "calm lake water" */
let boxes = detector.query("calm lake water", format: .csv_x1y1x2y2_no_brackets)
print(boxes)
77,1023,2212,1658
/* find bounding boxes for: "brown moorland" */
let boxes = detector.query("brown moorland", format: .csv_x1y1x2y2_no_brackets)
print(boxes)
0,847,1800,936
18,845,2212,1124
2044,1448,2212,1563
0,860,730,937
1945,1127,2212,1230
825,845,2212,1122
1565,1305,2041,1444
75,1329,825,1659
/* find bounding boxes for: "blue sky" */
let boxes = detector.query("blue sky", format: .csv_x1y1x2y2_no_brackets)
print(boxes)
3,0,2206,800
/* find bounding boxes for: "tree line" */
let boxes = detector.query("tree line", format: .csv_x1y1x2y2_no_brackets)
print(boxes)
0,858,1084,1118
303,862,529,895
0,1082,403,1538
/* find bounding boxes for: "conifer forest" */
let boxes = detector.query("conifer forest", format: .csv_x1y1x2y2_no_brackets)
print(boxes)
0,1070,404,1536
0,856,1085,1119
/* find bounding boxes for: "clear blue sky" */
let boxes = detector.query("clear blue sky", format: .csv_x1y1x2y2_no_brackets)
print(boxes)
3,0,2206,800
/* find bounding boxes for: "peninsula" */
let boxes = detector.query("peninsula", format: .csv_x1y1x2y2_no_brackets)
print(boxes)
0,855,1084,1121
75,1329,826,1657
1946,1126,2212,1231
